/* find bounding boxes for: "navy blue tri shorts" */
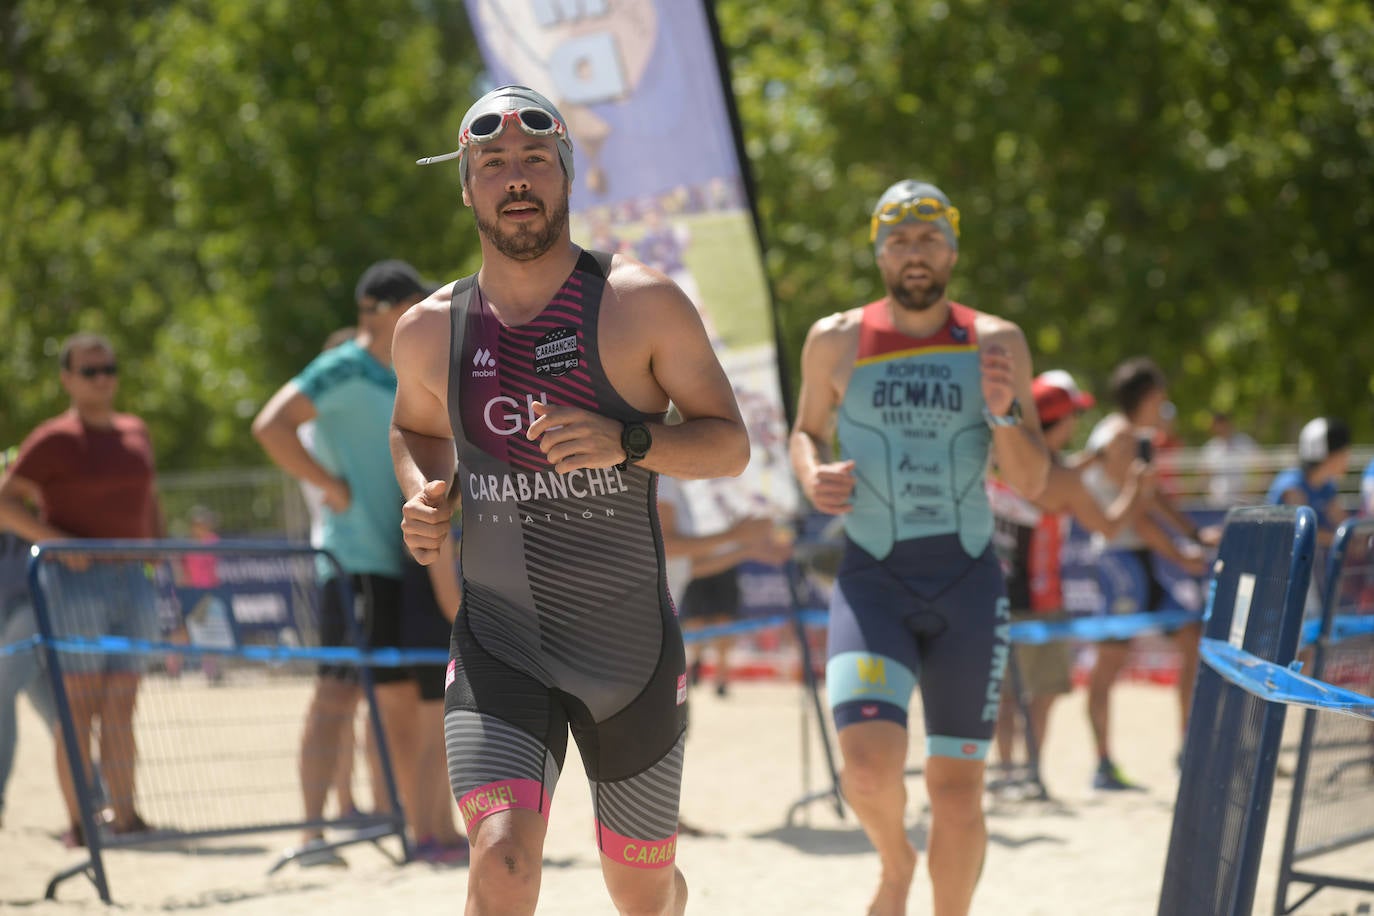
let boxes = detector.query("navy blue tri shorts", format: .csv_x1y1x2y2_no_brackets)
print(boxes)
825,535,1010,761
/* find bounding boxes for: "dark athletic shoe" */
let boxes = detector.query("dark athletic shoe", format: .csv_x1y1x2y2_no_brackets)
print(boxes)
1093,760,1145,792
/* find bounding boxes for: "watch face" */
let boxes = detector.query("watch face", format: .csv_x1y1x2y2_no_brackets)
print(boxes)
626,424,652,453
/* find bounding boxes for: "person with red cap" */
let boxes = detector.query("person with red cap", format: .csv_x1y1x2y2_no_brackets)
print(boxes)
988,370,1154,793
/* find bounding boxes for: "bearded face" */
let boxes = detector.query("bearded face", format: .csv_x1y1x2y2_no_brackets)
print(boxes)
475,187,570,262
876,223,957,312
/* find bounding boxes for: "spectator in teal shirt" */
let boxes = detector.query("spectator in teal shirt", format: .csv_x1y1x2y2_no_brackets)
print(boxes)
254,260,446,865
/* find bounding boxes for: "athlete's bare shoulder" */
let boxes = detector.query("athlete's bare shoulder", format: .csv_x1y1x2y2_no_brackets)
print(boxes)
970,308,1027,349
597,250,705,345
427,280,457,306
602,251,683,307
796,307,864,401
394,284,457,386
801,306,863,372
806,305,864,348
398,282,457,334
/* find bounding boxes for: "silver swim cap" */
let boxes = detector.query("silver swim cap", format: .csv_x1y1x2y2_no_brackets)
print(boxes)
871,180,960,255
416,85,575,186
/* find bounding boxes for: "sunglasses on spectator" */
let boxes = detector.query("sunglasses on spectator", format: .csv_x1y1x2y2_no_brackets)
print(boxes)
870,198,961,242
75,364,119,379
415,108,566,166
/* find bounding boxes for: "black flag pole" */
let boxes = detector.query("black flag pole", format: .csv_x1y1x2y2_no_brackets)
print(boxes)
701,0,843,823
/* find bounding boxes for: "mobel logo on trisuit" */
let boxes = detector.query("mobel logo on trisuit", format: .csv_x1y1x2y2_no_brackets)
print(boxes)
471,348,497,377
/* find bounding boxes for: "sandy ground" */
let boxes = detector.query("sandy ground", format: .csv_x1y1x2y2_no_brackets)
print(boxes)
1,674,1371,916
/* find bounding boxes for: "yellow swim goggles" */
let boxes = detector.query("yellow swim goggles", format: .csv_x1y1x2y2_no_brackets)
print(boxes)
869,197,961,242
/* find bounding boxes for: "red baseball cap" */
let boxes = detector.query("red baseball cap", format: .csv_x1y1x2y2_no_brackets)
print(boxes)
1033,370,1096,424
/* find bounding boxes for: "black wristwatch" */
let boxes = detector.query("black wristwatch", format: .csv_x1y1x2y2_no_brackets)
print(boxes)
618,421,652,470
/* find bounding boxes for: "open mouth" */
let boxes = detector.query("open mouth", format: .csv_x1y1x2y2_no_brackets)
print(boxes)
502,202,541,220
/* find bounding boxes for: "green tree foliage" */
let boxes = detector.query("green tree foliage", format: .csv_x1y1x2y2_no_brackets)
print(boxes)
1,0,481,467
2,1,1372,469
716,0,1374,441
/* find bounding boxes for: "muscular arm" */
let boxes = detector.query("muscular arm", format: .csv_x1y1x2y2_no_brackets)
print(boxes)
391,297,459,564
638,279,749,479
980,320,1050,499
251,383,335,490
788,314,856,515
390,299,458,501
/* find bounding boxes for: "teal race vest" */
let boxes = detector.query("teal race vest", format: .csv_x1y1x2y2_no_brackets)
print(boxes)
837,300,993,560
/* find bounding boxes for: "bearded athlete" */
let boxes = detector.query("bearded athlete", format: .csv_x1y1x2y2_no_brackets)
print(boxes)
790,180,1050,916
391,85,749,916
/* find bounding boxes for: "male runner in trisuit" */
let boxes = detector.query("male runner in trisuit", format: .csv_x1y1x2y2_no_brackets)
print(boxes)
790,180,1050,916
391,85,749,916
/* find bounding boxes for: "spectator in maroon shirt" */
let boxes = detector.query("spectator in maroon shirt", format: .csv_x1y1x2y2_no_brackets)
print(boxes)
0,332,163,846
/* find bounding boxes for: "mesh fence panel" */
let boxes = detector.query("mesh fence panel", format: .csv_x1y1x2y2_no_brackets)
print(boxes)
1276,519,1374,913
28,541,405,902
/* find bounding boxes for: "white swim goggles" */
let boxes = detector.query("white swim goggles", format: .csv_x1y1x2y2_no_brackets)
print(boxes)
416,107,567,166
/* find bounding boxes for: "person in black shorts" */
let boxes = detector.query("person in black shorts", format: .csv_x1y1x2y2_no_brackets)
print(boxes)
254,260,436,864
392,85,749,915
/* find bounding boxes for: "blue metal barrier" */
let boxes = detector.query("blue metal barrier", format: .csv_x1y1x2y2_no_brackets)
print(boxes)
26,539,412,904
1274,518,1374,914
1158,505,1317,916
1199,640,1374,720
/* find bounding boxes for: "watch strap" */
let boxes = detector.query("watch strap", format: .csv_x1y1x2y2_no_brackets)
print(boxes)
984,400,1022,428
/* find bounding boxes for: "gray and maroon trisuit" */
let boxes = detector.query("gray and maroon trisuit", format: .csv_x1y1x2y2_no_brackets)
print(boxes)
442,249,686,868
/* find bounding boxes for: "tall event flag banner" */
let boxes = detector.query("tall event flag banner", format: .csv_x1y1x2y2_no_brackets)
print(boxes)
462,0,800,541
